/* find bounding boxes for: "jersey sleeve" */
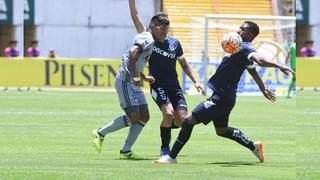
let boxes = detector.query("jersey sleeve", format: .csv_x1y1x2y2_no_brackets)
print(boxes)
176,41,184,60
134,32,154,53
242,44,257,69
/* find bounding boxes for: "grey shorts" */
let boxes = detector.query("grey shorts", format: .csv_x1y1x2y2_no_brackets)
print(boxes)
115,78,147,109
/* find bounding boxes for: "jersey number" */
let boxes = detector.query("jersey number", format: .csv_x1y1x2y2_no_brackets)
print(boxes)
158,87,167,100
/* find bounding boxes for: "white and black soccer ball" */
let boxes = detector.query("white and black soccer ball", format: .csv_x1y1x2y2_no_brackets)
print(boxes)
221,32,242,54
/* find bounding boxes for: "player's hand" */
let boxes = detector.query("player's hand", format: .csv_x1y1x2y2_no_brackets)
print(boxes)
279,65,295,76
194,82,206,96
144,76,155,84
262,89,276,102
132,77,141,86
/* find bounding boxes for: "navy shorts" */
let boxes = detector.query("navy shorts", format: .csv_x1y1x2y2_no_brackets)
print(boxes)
192,93,236,128
150,84,187,111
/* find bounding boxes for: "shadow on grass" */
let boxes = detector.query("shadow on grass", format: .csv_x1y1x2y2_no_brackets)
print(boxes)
116,157,154,161
112,155,189,161
208,161,260,167
181,161,260,167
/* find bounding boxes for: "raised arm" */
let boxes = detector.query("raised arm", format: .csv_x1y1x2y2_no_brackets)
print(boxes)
247,68,276,102
129,0,145,33
249,52,295,76
178,58,206,95
128,45,142,86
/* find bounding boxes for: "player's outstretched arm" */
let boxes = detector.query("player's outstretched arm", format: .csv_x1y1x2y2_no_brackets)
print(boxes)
128,0,145,33
250,52,295,76
178,58,206,95
247,68,276,102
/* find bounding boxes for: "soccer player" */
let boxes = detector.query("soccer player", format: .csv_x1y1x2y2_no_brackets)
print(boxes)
285,42,296,98
129,0,205,156
153,21,295,164
91,14,167,159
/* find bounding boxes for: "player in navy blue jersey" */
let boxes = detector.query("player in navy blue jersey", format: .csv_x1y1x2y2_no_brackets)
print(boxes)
129,0,205,157
91,10,174,159
153,21,295,164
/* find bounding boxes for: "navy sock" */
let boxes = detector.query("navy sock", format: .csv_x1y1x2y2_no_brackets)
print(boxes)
169,121,194,159
220,127,255,151
160,127,171,148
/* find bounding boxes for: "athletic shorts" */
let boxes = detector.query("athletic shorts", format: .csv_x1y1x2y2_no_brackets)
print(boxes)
115,78,147,109
150,84,187,111
192,92,236,128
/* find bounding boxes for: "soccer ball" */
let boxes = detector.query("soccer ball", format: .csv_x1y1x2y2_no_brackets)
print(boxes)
221,32,242,54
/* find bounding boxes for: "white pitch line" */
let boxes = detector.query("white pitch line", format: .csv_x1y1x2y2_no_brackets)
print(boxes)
298,111,320,115
0,111,114,116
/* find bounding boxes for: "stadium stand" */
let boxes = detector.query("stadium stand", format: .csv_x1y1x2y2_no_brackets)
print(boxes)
163,0,274,60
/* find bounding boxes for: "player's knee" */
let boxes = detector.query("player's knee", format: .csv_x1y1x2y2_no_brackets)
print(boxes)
127,112,140,124
173,115,184,127
140,113,150,123
182,114,196,125
163,110,174,121
215,127,228,136
216,131,225,136
174,112,186,127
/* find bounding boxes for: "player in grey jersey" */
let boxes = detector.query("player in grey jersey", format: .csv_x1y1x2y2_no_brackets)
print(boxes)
91,13,167,159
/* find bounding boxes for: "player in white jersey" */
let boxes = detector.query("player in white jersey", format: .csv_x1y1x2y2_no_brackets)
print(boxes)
115,31,154,109
91,14,167,159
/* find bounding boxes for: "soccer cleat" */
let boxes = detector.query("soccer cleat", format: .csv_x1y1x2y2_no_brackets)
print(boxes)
252,141,264,162
153,155,177,164
160,147,171,157
119,150,140,160
91,129,104,153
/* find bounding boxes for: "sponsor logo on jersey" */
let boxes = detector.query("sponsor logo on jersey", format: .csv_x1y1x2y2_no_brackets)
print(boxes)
152,46,176,59
169,43,177,52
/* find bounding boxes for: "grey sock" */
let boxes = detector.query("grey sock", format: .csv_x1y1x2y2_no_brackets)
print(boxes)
121,120,145,152
98,115,131,136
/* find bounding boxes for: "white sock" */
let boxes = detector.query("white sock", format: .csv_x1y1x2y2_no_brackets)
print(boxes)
121,120,146,152
98,115,131,136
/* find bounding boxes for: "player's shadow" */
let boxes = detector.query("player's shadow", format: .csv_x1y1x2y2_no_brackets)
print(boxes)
208,161,259,167
113,154,189,161
113,157,154,161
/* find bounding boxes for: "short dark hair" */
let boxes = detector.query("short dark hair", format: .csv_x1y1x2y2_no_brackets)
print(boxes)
9,40,17,44
305,40,314,44
151,12,169,25
244,21,259,38
31,40,38,45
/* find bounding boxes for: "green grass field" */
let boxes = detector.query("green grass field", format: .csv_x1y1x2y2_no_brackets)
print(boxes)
297,90,320,179
0,90,318,179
